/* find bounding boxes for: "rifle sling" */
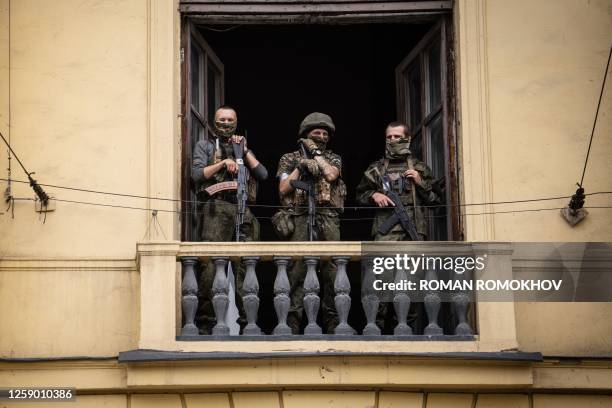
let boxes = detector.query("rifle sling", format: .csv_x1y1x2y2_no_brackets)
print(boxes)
407,158,419,220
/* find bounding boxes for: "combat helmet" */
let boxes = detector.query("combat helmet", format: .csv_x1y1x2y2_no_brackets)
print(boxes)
299,112,335,136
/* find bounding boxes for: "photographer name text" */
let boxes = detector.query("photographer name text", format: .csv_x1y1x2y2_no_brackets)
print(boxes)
373,279,563,292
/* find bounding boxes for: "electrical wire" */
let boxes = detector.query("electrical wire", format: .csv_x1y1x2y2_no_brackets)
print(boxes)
2,177,611,211
15,196,612,220
579,45,611,187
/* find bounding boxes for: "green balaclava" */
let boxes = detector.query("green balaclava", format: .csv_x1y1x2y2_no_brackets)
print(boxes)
385,137,412,159
214,119,237,140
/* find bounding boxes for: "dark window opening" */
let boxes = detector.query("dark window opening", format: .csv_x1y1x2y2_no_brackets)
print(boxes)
182,21,460,243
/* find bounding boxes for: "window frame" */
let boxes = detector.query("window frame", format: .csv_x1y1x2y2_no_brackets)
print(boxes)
395,17,461,240
180,13,462,242
181,20,225,242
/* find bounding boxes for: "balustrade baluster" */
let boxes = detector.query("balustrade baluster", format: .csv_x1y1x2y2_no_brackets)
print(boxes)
361,257,381,336
423,268,443,335
273,256,292,335
242,256,262,335
332,257,354,335
180,256,199,336
303,256,322,335
211,256,230,336
393,267,412,336
452,270,473,335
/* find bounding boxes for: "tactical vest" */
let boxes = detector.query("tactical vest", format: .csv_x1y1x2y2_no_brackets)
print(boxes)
199,138,257,203
374,157,427,236
382,158,416,206
292,151,346,210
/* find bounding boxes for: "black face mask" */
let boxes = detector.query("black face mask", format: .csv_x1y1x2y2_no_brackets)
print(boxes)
385,137,411,159
214,120,237,140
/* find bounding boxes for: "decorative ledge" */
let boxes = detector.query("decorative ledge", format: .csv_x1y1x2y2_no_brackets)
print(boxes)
119,349,542,363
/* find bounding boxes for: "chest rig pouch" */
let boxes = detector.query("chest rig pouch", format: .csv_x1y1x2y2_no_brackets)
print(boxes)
206,138,257,202
292,152,346,209
383,159,413,199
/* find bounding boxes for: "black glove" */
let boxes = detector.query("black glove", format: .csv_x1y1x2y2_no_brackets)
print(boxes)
299,138,321,156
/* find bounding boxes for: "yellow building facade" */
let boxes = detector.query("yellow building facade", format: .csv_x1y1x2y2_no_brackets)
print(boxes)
1,0,611,407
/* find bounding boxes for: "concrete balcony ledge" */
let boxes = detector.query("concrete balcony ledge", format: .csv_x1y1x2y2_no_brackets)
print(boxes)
119,349,537,391
119,349,543,363
137,240,513,261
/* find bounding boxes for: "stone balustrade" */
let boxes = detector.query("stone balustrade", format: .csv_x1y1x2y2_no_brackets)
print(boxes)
177,241,484,339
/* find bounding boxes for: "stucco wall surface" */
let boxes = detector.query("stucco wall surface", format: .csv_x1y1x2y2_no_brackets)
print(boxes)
0,0,150,259
476,0,612,357
482,0,611,241
0,260,139,358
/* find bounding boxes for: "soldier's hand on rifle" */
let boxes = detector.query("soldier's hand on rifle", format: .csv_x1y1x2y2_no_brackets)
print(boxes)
231,134,245,147
403,169,423,186
224,158,238,174
231,134,250,155
299,138,320,156
372,192,395,207
298,158,320,177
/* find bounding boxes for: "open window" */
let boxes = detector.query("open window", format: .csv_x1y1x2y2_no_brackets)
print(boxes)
396,19,458,240
180,17,460,242
181,22,225,241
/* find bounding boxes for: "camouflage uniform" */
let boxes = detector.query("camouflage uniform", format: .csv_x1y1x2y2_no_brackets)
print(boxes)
356,156,437,241
275,113,346,333
192,136,266,334
356,151,439,331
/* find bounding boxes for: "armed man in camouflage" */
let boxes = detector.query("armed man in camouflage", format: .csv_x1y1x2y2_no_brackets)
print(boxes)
274,112,347,334
192,105,268,334
356,121,439,241
356,121,440,331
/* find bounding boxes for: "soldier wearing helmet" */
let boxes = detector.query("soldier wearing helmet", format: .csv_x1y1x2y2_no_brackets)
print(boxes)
273,112,347,334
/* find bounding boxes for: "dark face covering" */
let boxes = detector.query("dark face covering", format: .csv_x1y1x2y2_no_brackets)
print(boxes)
385,137,411,159
307,131,329,151
214,120,237,140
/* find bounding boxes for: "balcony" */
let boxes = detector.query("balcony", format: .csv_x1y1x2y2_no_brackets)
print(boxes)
135,241,519,355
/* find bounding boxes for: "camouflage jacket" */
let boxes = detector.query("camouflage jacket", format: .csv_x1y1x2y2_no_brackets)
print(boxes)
192,138,264,202
277,149,346,214
355,156,439,238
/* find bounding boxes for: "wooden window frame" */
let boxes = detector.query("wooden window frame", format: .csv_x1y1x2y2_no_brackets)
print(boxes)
179,1,452,25
396,16,461,240
181,20,225,242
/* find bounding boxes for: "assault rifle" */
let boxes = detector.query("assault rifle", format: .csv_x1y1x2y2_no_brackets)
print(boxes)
290,143,317,241
232,138,248,242
375,169,422,241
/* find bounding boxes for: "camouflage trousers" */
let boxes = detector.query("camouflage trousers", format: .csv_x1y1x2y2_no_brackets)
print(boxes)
287,210,340,334
195,199,260,334
373,229,426,332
